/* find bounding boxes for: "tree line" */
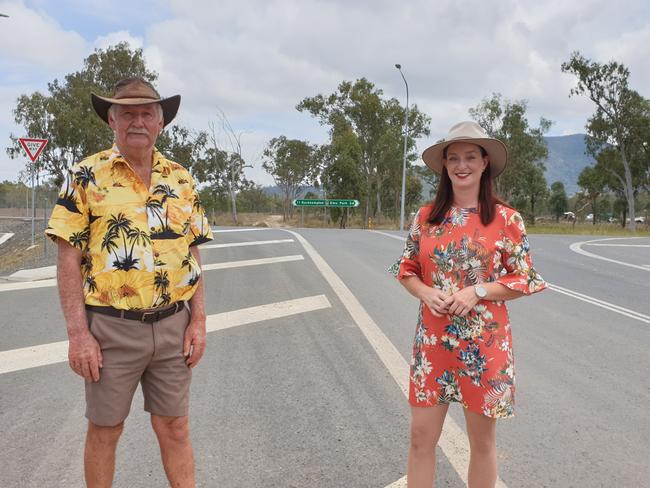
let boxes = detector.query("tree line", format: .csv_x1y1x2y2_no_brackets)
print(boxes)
7,43,649,230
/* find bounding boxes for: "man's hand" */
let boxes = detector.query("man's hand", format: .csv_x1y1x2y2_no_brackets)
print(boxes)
68,331,103,382
443,287,480,317
183,318,206,368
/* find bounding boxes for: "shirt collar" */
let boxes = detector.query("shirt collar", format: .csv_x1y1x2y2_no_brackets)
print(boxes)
108,145,168,171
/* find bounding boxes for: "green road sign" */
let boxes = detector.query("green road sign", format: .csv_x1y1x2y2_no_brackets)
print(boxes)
292,199,360,208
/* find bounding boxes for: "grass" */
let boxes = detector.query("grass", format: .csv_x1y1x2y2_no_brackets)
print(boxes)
208,212,650,235
526,222,650,236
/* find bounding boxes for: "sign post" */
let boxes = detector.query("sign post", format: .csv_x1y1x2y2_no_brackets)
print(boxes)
18,138,48,246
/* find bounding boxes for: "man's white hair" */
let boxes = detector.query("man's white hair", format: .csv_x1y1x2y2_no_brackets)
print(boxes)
107,103,164,122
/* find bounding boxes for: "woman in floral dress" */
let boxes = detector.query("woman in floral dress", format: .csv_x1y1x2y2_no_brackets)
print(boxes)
391,121,547,487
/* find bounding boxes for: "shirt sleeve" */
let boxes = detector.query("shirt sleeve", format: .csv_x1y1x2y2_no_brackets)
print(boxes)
389,207,423,280
44,167,90,248
494,210,547,295
186,178,213,247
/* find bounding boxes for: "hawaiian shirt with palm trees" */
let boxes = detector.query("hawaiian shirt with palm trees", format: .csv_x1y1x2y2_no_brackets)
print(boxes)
46,146,213,310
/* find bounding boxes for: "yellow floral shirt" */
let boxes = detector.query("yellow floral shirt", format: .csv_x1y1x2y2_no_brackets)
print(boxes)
46,146,213,310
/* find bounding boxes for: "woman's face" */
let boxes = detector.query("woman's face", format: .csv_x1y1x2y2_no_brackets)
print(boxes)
443,142,489,190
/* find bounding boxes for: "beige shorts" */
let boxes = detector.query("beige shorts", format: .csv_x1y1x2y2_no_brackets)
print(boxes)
85,306,192,426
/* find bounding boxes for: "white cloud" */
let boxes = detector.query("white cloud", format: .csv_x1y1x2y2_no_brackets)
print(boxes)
93,31,143,51
0,1,87,79
1,0,649,184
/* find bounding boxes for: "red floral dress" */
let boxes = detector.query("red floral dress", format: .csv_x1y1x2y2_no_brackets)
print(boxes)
391,204,547,418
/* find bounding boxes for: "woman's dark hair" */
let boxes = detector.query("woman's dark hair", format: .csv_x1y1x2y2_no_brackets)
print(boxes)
426,144,511,226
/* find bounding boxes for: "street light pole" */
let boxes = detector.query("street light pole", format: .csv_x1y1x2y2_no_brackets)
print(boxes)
395,64,409,231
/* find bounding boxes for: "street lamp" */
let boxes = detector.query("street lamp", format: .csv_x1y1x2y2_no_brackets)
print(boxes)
395,64,409,231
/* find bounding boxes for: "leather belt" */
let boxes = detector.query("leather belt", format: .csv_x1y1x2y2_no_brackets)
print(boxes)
85,301,186,323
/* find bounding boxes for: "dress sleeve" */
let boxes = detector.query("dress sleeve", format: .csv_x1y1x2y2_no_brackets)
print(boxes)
186,177,213,247
44,167,90,248
389,208,423,280
495,210,547,295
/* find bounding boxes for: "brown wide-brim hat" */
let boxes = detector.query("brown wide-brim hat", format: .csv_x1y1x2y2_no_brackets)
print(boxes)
422,121,509,177
91,78,180,127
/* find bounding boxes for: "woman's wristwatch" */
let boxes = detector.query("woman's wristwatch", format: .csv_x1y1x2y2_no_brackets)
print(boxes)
474,285,487,299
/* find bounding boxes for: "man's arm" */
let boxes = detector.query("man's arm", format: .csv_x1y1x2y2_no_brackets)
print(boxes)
57,238,102,382
183,246,207,368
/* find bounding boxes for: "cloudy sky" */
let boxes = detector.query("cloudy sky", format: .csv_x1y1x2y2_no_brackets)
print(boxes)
1,0,649,185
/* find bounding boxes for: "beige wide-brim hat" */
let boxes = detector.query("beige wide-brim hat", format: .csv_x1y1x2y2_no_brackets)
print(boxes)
422,121,509,177
91,78,180,127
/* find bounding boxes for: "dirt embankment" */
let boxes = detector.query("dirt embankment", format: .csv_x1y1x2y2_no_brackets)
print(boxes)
0,217,56,276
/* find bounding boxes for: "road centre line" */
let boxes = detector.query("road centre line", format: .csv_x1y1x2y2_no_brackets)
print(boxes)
284,229,508,488
570,237,650,272
0,295,331,375
200,238,294,249
372,230,649,324
0,255,306,293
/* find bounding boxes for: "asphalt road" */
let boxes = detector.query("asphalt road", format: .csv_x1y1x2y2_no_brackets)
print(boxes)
0,227,648,487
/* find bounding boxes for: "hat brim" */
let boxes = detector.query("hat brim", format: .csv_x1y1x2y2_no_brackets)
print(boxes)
91,93,181,127
422,137,509,177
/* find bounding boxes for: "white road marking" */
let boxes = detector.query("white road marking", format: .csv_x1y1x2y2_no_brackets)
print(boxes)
0,279,57,292
371,230,406,241
0,232,15,245
211,228,274,233
585,243,650,248
283,229,508,488
570,237,650,272
548,284,650,323
373,230,650,324
200,238,294,249
201,255,304,271
0,295,331,375
0,255,306,293
206,294,330,333
384,476,407,487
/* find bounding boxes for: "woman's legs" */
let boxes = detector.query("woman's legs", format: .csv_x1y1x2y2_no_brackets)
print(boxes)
407,404,449,487
463,408,497,488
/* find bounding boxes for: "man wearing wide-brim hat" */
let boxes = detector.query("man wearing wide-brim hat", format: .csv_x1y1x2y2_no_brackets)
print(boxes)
46,77,213,487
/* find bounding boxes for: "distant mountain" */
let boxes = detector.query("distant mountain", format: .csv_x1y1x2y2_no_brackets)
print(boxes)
542,134,594,195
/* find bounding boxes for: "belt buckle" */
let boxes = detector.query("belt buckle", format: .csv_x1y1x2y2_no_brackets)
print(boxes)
141,311,158,323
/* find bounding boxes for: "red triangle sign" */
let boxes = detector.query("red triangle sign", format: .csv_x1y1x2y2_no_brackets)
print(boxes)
19,138,48,162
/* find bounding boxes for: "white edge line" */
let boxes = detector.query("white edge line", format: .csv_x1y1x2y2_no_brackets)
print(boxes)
200,239,294,249
585,244,650,248
570,238,650,272
371,230,406,241
282,229,506,488
0,295,331,375
211,228,275,233
548,285,650,323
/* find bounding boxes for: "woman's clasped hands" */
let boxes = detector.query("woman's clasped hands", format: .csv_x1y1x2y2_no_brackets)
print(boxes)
420,286,480,318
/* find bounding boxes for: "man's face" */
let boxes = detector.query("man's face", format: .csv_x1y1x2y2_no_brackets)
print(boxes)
108,103,163,152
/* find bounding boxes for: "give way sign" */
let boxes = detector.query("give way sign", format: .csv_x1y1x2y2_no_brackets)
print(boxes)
18,138,48,162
